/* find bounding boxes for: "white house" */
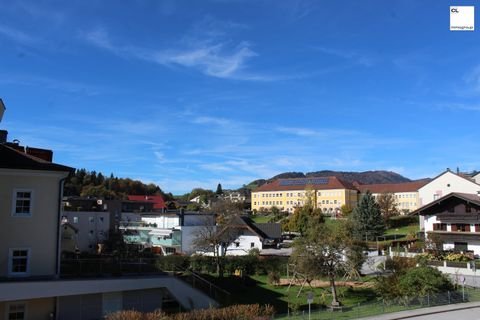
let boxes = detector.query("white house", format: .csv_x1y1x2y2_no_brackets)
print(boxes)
414,192,480,256
418,170,480,206
217,216,281,256
417,170,480,229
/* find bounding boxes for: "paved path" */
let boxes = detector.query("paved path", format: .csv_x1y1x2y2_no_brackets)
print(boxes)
361,251,386,275
361,301,480,319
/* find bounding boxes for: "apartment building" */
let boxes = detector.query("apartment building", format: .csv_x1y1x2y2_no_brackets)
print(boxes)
251,177,358,214
0,127,215,319
418,170,480,207
356,180,429,213
415,192,480,255
0,137,73,318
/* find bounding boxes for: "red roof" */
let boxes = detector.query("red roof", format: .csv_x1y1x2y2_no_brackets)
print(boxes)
127,195,166,209
254,176,357,192
355,180,429,194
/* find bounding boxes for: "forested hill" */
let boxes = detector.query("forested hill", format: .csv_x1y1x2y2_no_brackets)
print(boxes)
63,169,174,201
245,170,413,190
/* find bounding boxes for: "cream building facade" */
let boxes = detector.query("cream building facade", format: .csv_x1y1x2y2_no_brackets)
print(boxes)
419,170,480,207
0,132,215,319
251,177,358,214
356,181,429,214
0,141,73,319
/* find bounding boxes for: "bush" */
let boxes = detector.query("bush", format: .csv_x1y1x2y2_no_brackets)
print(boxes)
387,215,418,228
267,271,280,285
106,304,275,320
155,255,190,271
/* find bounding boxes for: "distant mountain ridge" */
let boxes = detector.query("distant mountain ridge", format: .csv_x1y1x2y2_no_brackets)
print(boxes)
245,170,416,190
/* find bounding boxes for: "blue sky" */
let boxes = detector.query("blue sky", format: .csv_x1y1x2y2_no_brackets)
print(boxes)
1,0,479,194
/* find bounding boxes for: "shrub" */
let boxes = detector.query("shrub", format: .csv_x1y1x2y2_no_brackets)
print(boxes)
267,271,280,285
106,304,274,320
155,255,190,271
386,215,418,228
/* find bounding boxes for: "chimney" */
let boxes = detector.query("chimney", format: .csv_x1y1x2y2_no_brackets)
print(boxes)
26,147,53,162
0,130,7,143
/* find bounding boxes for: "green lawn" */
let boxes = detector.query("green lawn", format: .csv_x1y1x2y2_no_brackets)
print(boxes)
384,224,419,236
202,273,377,315
251,214,274,223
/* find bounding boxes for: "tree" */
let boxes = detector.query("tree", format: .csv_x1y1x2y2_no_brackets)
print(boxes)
376,258,453,302
376,193,399,220
216,183,223,195
350,191,386,241
398,266,453,297
210,200,243,223
192,216,242,277
290,220,358,307
340,204,353,217
287,188,324,235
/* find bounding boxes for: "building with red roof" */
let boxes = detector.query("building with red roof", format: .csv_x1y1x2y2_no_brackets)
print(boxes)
355,180,429,214
251,177,358,215
127,195,166,210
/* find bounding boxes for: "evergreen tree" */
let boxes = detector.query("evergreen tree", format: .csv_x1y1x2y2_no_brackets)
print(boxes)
351,191,386,241
216,183,223,195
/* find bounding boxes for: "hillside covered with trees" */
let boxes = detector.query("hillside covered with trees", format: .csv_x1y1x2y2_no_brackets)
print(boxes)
64,169,174,201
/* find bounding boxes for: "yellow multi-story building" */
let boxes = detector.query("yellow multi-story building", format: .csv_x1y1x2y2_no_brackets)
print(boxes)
356,181,429,214
251,177,358,214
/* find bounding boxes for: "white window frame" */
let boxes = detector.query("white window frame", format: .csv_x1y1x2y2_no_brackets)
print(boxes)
8,248,31,277
5,302,27,320
11,189,34,217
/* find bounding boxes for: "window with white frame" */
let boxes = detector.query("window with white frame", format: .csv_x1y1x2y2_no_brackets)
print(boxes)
9,249,30,276
7,303,26,320
12,190,33,217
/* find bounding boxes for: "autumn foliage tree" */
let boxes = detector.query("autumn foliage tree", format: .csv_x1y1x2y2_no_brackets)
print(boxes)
376,193,399,220
64,168,173,200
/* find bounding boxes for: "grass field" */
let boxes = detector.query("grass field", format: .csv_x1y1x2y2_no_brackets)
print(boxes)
251,214,274,223
202,273,377,314
384,224,419,236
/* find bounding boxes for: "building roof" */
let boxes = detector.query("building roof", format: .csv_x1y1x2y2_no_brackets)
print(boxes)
221,216,282,240
411,192,480,216
418,170,480,191
254,223,282,239
128,195,166,209
253,176,357,192
0,143,73,172
356,180,429,194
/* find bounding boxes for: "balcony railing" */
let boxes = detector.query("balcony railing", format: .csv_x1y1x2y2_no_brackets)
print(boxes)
60,257,166,278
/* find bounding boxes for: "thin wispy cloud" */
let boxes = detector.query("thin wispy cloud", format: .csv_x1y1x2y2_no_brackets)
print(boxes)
276,126,317,136
433,102,480,112
82,27,271,80
0,74,102,96
315,46,374,67
16,2,65,25
276,126,359,138
153,42,256,78
192,116,232,127
0,24,39,46
464,65,480,94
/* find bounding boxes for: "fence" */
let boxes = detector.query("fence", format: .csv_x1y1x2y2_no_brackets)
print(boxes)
178,268,232,305
60,257,165,277
274,288,480,319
